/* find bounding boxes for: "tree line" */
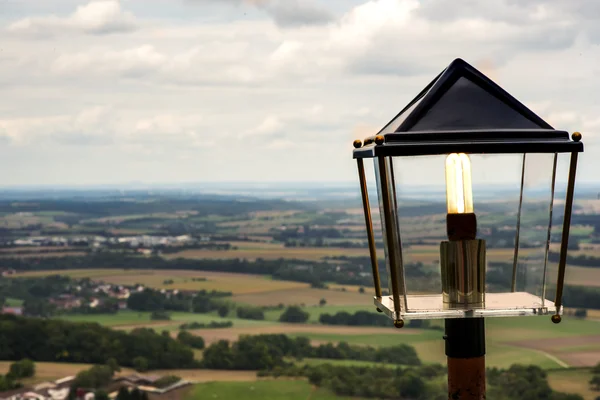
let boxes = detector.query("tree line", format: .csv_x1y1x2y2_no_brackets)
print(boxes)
257,363,583,400
0,315,197,370
548,252,600,268
259,363,445,399
0,253,383,288
319,310,390,327
201,334,421,371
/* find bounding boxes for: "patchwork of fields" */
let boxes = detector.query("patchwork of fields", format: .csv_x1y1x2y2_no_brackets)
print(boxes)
27,268,600,372
4,201,600,400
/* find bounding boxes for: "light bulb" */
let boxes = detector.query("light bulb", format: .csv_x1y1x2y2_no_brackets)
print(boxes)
445,153,474,214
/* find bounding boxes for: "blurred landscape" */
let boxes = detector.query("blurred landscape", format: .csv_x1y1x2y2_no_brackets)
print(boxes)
0,183,600,399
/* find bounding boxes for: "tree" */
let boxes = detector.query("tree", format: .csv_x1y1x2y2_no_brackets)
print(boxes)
593,362,600,375
106,358,121,373
218,304,230,318
8,359,35,379
150,310,171,320
95,390,109,400
0,314,196,370
130,388,144,400
236,306,265,320
279,306,309,324
116,387,130,400
0,375,21,391
202,340,235,369
72,365,114,389
127,289,165,312
591,375,600,391
319,298,327,307
133,356,149,372
397,371,426,399
359,287,365,294
177,331,205,349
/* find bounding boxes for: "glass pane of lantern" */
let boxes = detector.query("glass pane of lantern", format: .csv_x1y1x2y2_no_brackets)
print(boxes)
391,155,447,306
514,154,557,306
373,153,559,320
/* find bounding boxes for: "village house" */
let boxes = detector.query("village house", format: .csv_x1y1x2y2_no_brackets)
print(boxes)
1,306,23,316
49,294,82,310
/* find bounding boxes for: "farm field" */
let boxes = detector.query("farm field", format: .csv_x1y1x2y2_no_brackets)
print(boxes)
163,246,373,261
162,244,539,263
233,287,370,307
57,307,600,369
12,266,600,369
13,269,311,295
548,369,597,400
263,304,374,323
0,251,87,258
14,268,372,307
0,362,260,386
60,310,276,330
0,362,98,385
296,358,398,369
184,380,355,400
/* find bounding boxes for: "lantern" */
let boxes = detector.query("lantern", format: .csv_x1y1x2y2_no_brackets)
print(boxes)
353,58,584,328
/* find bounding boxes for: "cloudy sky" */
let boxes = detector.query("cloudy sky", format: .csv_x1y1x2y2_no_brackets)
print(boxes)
0,0,598,188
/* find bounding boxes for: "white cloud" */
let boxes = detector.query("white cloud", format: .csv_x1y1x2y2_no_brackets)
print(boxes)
240,116,284,138
7,0,137,37
0,0,599,185
0,106,208,149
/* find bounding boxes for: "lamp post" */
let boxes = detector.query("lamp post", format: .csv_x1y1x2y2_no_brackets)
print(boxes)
353,58,583,399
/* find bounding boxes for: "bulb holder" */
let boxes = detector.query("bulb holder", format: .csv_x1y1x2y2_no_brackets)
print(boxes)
440,239,486,307
446,212,477,241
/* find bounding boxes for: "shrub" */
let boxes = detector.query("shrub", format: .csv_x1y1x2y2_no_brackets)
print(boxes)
8,359,35,379
133,357,149,372
279,306,309,324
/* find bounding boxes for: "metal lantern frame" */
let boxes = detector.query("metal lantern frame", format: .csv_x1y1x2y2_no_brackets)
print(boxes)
352,58,584,327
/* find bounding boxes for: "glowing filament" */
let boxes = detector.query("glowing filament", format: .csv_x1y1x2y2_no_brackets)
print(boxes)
445,153,474,214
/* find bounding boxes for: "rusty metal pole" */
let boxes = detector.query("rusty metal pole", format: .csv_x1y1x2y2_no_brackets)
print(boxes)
445,318,486,399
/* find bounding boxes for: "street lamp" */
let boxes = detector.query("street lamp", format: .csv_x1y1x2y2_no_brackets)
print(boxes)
353,58,583,399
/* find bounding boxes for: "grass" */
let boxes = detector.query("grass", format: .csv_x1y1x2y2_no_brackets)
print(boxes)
59,310,276,329
164,247,374,261
13,269,310,295
185,380,355,400
0,362,97,385
485,316,600,341
297,358,398,369
293,330,442,347
548,369,596,400
264,305,373,323
0,362,260,386
5,297,24,307
163,243,538,264
233,287,370,308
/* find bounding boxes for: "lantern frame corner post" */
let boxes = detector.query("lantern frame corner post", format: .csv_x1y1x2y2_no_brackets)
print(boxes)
375,155,407,325
553,149,580,322
355,156,382,301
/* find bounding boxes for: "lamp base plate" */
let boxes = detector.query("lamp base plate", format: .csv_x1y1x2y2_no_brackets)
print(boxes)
375,292,560,321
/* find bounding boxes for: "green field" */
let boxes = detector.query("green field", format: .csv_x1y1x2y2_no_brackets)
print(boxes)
264,305,374,323
548,369,597,400
5,297,24,307
60,310,276,329
184,380,356,400
297,358,399,369
57,308,600,371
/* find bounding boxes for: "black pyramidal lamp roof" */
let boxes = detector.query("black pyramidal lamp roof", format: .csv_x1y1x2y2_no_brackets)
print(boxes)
354,58,584,158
